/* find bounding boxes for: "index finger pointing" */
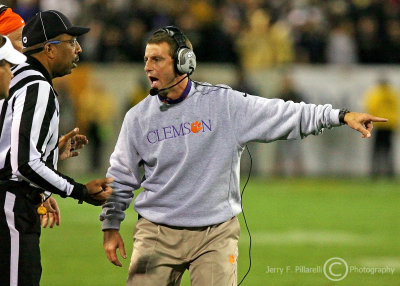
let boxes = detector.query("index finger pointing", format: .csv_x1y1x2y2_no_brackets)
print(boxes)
368,116,388,122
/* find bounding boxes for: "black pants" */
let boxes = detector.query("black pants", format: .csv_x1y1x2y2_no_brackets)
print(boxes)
0,182,42,286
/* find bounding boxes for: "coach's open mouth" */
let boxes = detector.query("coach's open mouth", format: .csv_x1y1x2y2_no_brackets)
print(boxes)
149,76,159,88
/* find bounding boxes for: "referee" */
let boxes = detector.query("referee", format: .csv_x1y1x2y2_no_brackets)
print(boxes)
0,10,113,286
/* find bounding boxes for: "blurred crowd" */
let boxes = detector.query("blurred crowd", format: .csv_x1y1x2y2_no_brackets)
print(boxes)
4,0,400,67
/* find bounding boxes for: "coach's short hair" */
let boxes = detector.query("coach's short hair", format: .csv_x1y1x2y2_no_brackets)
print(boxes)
147,29,193,59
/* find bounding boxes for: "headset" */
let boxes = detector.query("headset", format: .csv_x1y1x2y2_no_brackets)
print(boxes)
153,26,196,75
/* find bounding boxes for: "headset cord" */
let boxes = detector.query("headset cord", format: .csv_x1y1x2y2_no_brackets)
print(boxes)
238,144,253,286
192,79,252,284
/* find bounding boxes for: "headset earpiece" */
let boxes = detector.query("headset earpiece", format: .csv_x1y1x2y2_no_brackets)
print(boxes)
176,48,196,75
155,26,196,75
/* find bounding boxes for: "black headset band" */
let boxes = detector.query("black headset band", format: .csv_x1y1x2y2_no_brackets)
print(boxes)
155,26,188,50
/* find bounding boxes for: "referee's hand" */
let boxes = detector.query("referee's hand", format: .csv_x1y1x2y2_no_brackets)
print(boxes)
85,177,114,205
59,127,89,161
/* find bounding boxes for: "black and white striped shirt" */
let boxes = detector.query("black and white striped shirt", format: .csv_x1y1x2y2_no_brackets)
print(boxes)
0,56,85,200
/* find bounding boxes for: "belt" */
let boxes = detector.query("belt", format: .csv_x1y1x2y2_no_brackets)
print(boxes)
0,180,43,205
137,213,225,230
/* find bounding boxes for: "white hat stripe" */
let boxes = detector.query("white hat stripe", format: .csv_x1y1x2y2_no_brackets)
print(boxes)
49,11,68,29
39,12,48,41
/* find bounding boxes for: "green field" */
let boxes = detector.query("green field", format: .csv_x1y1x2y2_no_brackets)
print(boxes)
40,177,400,286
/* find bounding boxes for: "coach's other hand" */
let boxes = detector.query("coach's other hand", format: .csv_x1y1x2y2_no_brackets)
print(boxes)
344,112,387,138
84,177,114,206
104,229,127,267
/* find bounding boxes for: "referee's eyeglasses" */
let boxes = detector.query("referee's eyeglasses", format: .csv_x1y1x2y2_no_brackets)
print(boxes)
46,38,78,48
23,38,79,56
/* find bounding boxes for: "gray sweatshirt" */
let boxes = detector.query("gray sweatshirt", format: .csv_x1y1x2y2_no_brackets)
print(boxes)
100,81,341,229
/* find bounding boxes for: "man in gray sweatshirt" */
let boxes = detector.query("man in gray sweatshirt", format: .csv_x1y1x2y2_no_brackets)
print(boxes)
100,26,387,286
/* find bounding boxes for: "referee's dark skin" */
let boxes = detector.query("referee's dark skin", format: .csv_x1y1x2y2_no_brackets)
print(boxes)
0,11,113,286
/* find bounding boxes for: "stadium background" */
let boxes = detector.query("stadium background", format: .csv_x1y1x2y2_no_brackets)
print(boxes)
4,0,400,285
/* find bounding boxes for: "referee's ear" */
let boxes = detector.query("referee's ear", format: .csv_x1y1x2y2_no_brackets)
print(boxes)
43,43,56,59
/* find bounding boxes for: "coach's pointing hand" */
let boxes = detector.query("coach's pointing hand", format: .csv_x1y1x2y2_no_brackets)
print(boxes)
344,112,388,138
84,177,114,206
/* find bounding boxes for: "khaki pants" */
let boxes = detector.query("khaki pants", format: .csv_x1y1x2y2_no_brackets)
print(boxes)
127,216,240,286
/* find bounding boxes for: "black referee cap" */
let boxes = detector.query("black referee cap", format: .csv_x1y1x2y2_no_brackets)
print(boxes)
22,10,90,48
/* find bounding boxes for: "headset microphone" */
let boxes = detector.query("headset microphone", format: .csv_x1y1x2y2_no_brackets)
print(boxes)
149,87,160,96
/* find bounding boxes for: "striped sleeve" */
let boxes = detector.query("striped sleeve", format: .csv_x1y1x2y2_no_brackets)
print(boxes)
10,80,86,200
